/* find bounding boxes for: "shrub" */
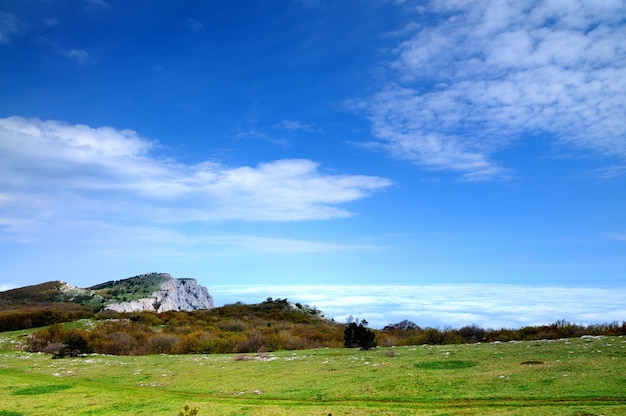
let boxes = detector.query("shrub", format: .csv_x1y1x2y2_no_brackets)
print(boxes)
344,319,377,350
147,333,178,354
458,324,486,343
178,404,198,416
53,333,92,358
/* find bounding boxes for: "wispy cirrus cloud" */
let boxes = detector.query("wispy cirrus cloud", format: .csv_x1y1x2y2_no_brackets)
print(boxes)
608,231,626,242
65,48,93,64
357,1,626,181
195,233,376,254
83,0,108,7
77,224,378,258
184,18,204,32
36,36,94,64
592,164,626,179
0,116,391,241
273,119,315,132
0,12,21,44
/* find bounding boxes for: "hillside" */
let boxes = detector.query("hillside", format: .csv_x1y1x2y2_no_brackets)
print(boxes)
0,273,164,309
0,281,70,307
0,273,212,311
0,273,215,331
88,272,172,301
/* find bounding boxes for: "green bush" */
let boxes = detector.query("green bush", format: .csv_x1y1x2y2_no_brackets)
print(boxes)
178,404,198,416
344,319,377,350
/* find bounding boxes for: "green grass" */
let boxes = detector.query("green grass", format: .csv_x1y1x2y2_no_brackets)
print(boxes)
0,332,624,415
13,384,73,395
415,359,478,369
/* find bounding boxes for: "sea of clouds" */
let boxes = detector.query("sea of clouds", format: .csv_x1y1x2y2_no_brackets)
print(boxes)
210,284,626,330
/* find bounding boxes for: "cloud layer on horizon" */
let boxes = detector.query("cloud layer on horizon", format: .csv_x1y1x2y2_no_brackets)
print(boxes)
357,0,626,181
210,283,626,330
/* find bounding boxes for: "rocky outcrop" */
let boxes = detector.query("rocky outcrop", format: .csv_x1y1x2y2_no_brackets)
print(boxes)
156,278,214,312
105,278,214,313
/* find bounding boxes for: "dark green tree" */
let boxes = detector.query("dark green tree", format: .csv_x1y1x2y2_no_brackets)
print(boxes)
344,318,377,350
53,333,93,358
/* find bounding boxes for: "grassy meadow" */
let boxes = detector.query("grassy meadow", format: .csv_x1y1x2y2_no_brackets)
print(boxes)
0,329,624,415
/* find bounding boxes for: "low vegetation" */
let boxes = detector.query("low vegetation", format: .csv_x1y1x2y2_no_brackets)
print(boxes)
378,319,626,346
87,272,172,302
22,298,341,356
0,304,95,332
2,295,624,357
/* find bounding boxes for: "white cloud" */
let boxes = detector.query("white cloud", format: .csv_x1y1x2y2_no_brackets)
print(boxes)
36,37,95,64
592,164,626,179
185,18,204,32
359,1,626,180
210,284,626,329
74,223,378,257
65,48,93,64
608,231,626,242
0,116,391,239
207,234,376,253
43,17,59,27
0,12,21,44
83,0,108,7
273,119,313,131
168,158,390,222
232,127,290,148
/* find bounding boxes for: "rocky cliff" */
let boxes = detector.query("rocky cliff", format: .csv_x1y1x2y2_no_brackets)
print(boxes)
104,277,214,313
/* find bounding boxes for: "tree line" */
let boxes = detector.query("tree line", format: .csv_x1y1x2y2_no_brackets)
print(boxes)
376,319,626,347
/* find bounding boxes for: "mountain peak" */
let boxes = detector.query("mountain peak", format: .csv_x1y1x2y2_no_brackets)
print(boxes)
0,273,214,313
105,276,214,313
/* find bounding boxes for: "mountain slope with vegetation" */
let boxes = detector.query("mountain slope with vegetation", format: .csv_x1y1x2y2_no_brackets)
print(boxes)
88,273,172,303
0,273,214,331
0,281,87,307
0,273,175,310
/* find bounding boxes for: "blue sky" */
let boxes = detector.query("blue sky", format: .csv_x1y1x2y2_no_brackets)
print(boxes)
1,1,625,329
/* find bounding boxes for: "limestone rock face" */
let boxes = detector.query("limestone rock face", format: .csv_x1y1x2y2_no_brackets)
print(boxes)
105,278,214,313
105,298,157,313
155,278,214,312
